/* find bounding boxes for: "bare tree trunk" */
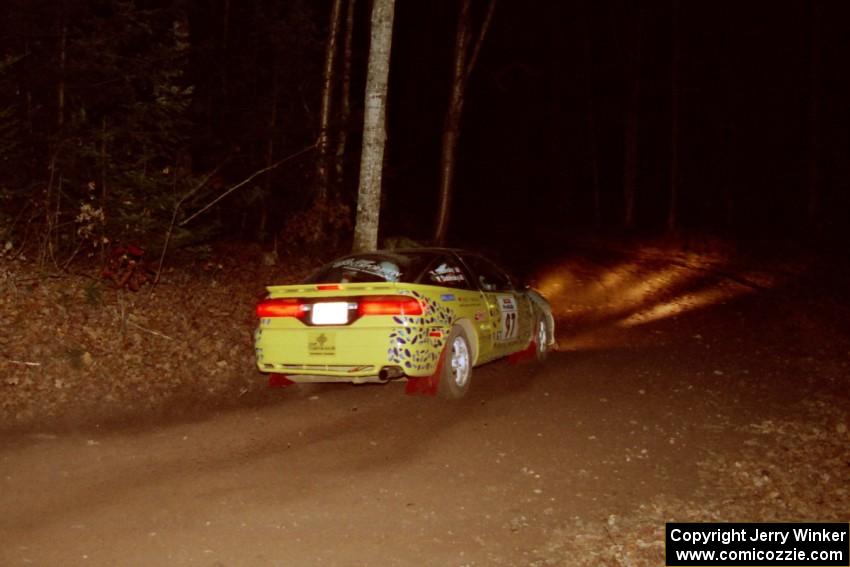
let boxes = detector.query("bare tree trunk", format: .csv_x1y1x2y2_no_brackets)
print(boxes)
723,175,734,228
221,0,230,98
260,67,279,241
623,3,642,230
434,0,472,246
434,0,496,245
667,0,680,233
57,7,66,129
582,2,601,228
807,0,822,226
317,0,344,203
335,0,356,189
351,0,395,253
25,40,33,134
100,116,108,256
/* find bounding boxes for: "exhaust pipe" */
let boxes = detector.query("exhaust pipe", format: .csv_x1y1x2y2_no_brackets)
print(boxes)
378,366,405,382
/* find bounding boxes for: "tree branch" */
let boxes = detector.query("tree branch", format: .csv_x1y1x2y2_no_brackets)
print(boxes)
463,0,496,85
150,160,228,292
179,142,317,227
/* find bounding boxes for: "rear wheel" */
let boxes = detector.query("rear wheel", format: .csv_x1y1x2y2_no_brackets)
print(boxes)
439,325,472,399
534,317,550,362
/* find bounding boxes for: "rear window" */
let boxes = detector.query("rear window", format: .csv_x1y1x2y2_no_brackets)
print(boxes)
307,253,433,284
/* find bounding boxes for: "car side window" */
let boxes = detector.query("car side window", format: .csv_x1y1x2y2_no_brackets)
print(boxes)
461,255,514,292
422,256,472,289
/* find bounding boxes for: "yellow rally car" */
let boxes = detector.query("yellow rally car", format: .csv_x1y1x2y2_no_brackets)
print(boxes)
254,248,554,398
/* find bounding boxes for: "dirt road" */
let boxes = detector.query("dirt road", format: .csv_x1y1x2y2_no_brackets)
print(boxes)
2,250,848,566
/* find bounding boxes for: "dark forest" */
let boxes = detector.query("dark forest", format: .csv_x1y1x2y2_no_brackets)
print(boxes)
1,0,849,263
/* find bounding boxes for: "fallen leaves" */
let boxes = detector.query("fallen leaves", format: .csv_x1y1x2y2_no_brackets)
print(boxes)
0,255,293,429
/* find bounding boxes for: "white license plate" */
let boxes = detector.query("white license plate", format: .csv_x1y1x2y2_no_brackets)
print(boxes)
311,302,349,325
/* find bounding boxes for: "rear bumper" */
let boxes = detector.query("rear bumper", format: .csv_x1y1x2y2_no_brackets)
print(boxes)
256,361,379,376
277,373,399,384
254,323,445,378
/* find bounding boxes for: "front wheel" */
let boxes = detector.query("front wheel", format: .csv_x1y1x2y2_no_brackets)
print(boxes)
439,325,472,399
534,317,550,363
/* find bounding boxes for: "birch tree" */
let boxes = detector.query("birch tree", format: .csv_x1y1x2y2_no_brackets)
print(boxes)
807,0,822,226
623,2,642,230
351,0,395,253
335,0,356,188
582,2,601,227
667,0,680,232
316,0,344,203
57,3,67,129
433,0,496,246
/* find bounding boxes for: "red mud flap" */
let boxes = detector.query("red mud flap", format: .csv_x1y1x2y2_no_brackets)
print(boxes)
405,345,447,397
268,374,294,388
508,340,537,365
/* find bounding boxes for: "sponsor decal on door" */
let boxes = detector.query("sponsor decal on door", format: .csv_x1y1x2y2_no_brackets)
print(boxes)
495,295,518,342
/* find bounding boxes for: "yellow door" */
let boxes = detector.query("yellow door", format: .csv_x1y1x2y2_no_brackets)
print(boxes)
457,254,532,360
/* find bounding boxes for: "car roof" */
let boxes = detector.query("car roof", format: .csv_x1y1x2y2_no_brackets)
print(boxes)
373,247,469,256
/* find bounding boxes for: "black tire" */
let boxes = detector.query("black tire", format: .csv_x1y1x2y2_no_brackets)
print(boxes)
439,325,473,399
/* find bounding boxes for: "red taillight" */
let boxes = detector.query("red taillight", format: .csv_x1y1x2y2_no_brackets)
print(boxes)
316,284,342,291
256,298,305,318
358,295,423,317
